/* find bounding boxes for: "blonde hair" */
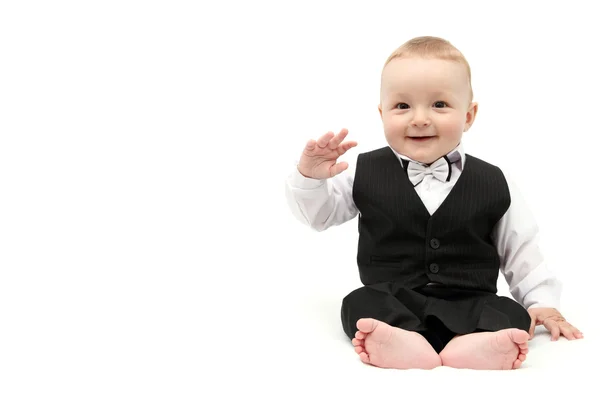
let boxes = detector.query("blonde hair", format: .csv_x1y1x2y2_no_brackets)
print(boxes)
383,36,473,101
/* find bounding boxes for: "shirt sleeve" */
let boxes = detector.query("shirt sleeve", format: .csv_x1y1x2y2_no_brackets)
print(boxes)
284,162,359,232
492,172,563,310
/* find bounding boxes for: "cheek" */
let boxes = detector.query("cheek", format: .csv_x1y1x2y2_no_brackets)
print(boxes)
436,114,464,134
384,114,407,131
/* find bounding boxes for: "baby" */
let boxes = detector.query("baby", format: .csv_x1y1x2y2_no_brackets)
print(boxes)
285,36,582,370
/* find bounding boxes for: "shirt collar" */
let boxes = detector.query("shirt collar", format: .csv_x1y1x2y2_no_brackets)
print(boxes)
390,142,465,171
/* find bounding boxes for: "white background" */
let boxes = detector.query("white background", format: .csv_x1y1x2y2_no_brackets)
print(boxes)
1,0,598,392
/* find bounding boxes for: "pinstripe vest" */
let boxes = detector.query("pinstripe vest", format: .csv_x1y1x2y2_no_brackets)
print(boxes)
352,146,510,293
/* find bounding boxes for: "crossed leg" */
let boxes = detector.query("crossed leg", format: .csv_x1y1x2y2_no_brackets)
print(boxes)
439,329,529,370
353,318,529,370
352,318,442,369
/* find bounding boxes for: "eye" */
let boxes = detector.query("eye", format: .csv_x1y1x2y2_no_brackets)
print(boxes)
433,101,448,108
396,103,409,110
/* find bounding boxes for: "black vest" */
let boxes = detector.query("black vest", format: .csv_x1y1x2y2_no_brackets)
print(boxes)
352,147,510,293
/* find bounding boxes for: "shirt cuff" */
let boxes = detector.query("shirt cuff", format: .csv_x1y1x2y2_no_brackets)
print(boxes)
522,283,561,310
288,166,327,189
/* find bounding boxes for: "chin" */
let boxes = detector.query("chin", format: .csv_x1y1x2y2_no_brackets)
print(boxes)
403,149,434,162
416,155,438,164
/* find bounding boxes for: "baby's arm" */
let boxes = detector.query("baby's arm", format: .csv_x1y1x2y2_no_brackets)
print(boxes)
285,165,358,231
284,129,359,231
494,174,583,340
493,174,561,310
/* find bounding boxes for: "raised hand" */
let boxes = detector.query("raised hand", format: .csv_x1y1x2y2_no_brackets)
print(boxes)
528,307,583,341
297,128,358,179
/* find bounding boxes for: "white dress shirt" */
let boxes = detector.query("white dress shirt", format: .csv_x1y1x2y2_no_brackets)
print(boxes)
285,142,561,310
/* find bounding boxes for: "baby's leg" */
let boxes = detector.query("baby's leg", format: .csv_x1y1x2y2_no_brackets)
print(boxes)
439,329,529,370
352,318,442,369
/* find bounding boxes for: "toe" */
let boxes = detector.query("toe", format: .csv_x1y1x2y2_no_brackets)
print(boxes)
355,331,366,340
354,345,363,354
358,352,370,364
351,338,361,346
518,353,527,361
511,329,530,344
519,346,529,354
512,359,522,369
356,318,378,334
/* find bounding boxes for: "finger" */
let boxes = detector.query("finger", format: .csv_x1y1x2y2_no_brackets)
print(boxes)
328,128,349,149
304,139,317,151
562,322,584,340
544,320,561,341
528,314,537,338
572,326,584,339
329,162,349,177
559,324,576,340
337,141,358,155
316,131,335,148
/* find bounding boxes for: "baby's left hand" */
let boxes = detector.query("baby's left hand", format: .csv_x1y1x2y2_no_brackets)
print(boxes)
528,308,583,341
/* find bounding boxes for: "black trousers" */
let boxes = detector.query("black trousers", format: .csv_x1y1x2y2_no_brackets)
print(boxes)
341,282,531,353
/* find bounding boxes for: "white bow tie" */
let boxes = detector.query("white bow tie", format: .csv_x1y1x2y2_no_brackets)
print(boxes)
405,156,454,186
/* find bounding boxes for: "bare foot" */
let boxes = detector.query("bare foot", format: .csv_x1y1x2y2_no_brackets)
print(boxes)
351,318,441,369
440,329,529,370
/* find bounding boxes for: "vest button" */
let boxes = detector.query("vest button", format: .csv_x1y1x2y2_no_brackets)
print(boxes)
429,263,439,273
430,238,440,249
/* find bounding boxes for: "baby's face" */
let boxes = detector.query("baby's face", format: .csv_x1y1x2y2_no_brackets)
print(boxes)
378,56,477,164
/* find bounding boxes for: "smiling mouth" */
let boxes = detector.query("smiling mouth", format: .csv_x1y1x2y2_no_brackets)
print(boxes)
408,136,436,140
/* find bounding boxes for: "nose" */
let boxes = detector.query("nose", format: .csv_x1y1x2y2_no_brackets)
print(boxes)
410,108,431,128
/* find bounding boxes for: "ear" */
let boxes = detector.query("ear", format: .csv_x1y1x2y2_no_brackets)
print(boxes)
464,102,478,132
378,104,383,120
